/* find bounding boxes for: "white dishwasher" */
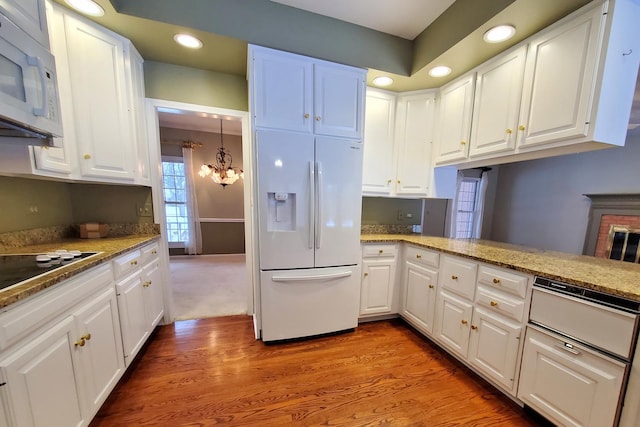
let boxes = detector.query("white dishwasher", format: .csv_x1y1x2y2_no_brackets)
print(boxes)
518,277,640,427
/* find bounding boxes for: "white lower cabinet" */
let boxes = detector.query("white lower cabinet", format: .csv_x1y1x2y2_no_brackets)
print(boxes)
467,307,522,391
0,264,123,427
518,326,625,427
360,244,398,317
115,242,164,366
401,261,438,335
434,290,473,357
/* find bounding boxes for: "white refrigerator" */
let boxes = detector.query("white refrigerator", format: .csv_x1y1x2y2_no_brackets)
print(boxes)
256,129,363,341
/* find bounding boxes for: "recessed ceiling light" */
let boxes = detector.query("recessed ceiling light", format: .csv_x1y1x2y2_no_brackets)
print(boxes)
428,66,452,78
173,34,203,49
372,76,394,87
483,25,516,43
65,0,104,16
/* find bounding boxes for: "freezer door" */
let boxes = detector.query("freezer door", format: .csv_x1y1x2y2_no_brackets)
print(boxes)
256,130,315,270
314,137,363,267
260,266,361,341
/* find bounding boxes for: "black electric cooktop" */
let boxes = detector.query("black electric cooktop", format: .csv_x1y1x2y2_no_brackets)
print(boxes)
0,251,99,291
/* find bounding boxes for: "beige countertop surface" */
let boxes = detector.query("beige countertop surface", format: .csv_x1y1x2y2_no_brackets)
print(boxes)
362,234,640,302
0,234,160,309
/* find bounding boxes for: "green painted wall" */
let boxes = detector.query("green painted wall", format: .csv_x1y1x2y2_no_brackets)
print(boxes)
144,61,248,111
362,197,422,226
201,222,245,254
0,176,153,233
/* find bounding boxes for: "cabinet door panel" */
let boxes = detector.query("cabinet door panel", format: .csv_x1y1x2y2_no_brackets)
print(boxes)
395,93,436,195
434,290,473,358
360,259,395,315
434,74,475,164
0,316,84,427
0,0,49,48
470,46,526,157
517,5,603,148
252,49,313,133
519,326,625,427
314,63,364,139
402,261,438,335
362,90,395,194
116,274,148,366
468,308,521,393
143,259,165,328
63,13,135,180
73,289,124,414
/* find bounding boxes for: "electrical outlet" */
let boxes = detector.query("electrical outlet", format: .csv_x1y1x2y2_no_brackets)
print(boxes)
137,203,152,217
26,205,39,215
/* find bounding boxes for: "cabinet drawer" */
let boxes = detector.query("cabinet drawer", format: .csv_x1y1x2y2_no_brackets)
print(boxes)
477,266,529,298
140,241,159,265
362,244,398,258
439,255,477,301
112,250,141,279
405,245,439,268
476,286,525,322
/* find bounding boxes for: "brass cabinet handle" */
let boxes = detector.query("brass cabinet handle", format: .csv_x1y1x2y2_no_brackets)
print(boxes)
397,180,400,184
130,260,138,266
83,154,91,160
471,325,478,331
151,250,157,255
304,113,310,119
143,280,152,288
428,284,434,289
364,272,369,277
493,278,501,284
416,254,422,259
74,339,86,347
451,275,458,280
460,141,466,145
490,301,498,307
316,116,321,121
518,125,526,131
378,249,383,254
506,128,512,134
387,179,392,184
461,320,468,325
81,333,91,341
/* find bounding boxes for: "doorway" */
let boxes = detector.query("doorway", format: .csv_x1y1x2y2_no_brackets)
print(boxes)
144,98,256,324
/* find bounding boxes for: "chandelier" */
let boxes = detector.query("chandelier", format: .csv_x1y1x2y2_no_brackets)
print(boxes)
198,120,243,187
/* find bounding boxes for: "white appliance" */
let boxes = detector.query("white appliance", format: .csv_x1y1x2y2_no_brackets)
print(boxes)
0,11,62,145
256,129,363,341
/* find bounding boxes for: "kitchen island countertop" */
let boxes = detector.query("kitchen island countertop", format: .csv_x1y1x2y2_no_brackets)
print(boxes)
361,234,640,302
0,234,160,309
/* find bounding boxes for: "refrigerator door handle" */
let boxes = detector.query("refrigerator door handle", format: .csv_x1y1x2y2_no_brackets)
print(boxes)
308,161,314,250
315,161,323,249
271,270,353,283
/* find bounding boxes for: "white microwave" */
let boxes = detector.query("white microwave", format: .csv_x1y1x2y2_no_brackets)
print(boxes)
0,10,62,146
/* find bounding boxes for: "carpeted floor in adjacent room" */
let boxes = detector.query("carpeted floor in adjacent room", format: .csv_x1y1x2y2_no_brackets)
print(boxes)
169,254,249,320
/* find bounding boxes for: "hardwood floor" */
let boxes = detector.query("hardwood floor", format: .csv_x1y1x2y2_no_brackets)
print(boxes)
91,316,545,426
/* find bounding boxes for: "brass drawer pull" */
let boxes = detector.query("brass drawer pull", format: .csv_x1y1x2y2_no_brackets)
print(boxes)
378,249,383,254
471,325,478,331
451,275,458,280
461,320,468,325
490,301,498,307
130,260,138,266
428,284,434,289
492,278,501,284
416,254,422,259
364,272,369,277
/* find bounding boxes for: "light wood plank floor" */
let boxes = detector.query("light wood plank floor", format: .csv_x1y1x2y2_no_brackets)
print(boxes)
91,316,547,426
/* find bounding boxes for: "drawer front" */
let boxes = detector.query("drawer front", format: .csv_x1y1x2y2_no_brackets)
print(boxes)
362,244,398,258
140,241,160,265
405,245,439,268
476,286,525,322
113,250,141,279
477,266,529,298
439,255,477,301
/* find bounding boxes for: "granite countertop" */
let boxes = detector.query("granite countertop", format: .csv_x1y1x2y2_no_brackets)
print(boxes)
0,234,160,309
361,234,640,302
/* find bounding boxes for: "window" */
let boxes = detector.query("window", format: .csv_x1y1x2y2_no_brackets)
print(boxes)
455,177,480,239
162,158,189,244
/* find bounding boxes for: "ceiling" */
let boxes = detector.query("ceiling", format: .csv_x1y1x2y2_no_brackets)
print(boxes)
268,0,456,40
53,0,639,133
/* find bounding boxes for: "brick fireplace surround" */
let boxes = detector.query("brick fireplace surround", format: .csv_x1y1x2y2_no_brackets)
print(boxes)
583,194,640,259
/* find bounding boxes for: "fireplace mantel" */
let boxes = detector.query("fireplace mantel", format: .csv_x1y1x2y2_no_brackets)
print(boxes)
583,194,640,256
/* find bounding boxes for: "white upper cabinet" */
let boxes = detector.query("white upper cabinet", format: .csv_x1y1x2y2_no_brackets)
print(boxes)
516,2,604,149
362,88,438,197
0,0,49,48
63,12,135,181
362,89,396,194
469,45,527,157
434,73,475,165
394,91,436,195
251,45,365,139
